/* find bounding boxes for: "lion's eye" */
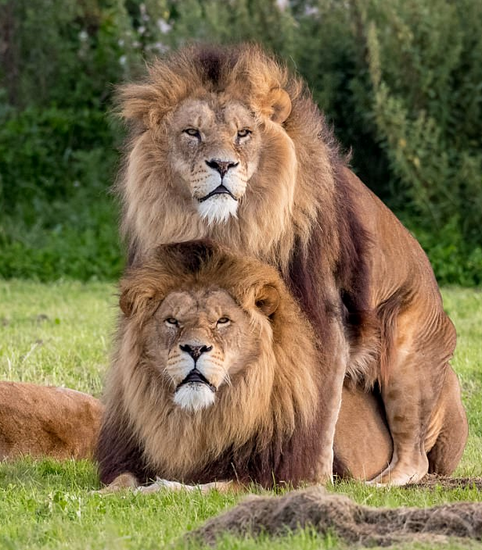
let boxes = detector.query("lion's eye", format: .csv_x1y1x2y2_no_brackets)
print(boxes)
183,128,201,139
237,128,251,139
165,318,179,327
217,317,230,325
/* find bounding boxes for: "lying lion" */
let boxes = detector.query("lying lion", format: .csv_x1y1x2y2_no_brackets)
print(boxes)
96,242,465,492
0,381,104,460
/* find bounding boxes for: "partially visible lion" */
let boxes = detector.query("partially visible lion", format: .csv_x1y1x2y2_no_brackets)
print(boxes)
114,44,467,484
0,382,104,460
96,242,464,492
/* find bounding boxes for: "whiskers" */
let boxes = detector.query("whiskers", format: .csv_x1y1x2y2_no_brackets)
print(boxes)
221,366,232,388
163,366,179,390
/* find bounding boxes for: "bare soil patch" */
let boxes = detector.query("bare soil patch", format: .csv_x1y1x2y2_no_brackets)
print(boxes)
190,485,482,547
409,474,482,491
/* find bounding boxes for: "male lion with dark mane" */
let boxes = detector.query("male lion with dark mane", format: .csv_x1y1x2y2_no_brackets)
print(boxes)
114,44,467,485
96,242,465,492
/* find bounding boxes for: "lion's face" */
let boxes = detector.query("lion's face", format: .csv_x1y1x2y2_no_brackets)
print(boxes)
168,98,262,224
119,47,299,263
148,287,260,412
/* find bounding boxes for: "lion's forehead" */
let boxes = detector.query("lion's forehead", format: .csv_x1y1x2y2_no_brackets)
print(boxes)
173,98,254,132
158,288,243,322
173,100,215,128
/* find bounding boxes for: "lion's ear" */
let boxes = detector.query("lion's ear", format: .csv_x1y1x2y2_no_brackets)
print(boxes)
267,88,292,124
117,83,161,128
254,284,280,317
119,288,135,317
119,281,161,319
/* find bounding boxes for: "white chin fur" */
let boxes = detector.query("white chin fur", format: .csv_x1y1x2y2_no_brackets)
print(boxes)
197,195,238,225
173,383,216,412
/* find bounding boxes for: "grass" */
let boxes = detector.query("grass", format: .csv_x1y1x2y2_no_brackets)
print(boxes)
0,281,482,549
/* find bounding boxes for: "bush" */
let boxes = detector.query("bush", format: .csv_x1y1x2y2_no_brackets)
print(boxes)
1,0,481,284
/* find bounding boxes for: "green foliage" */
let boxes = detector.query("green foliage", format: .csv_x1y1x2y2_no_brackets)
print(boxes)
1,0,481,284
0,107,113,207
362,0,482,283
0,106,123,281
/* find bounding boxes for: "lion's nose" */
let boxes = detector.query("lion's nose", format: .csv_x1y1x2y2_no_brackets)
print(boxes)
179,344,213,361
205,159,239,177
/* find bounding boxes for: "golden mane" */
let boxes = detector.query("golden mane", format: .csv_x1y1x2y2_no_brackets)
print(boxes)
118,44,296,126
97,241,326,487
116,44,340,274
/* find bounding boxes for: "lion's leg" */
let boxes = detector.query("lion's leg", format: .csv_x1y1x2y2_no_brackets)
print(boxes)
96,472,141,494
315,322,350,484
137,479,237,495
98,474,238,495
334,383,392,481
367,313,455,486
367,359,431,486
426,367,468,475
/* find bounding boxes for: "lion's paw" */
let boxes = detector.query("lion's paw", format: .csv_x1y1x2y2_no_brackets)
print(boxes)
366,461,428,487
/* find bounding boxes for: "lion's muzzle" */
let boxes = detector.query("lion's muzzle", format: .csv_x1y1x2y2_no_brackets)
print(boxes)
173,368,217,412
177,368,216,393
198,184,238,203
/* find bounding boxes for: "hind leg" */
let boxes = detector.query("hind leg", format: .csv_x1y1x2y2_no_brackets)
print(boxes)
367,312,455,486
427,368,468,475
334,382,392,481
367,359,431,486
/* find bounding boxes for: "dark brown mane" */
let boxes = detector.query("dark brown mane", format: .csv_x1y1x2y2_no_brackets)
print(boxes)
155,239,218,274
195,44,237,88
96,405,154,485
285,93,375,362
181,413,327,488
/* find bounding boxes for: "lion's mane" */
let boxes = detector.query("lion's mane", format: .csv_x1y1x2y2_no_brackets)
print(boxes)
115,44,372,374
96,241,331,488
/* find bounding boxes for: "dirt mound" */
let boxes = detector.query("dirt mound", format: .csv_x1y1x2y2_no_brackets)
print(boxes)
410,474,482,491
189,486,482,547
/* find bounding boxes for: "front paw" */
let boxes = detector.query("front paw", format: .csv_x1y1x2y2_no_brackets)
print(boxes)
94,472,140,494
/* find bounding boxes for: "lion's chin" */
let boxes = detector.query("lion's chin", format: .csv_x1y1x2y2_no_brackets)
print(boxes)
196,194,238,225
173,383,216,413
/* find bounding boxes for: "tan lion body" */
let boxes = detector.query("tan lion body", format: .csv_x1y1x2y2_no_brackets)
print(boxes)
0,382,104,460
96,243,464,492
115,45,467,485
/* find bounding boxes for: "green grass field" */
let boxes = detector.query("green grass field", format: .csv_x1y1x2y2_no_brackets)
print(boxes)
0,281,481,549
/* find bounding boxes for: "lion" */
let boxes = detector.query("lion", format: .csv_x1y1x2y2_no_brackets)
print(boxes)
0,381,104,460
96,242,465,492
114,44,467,485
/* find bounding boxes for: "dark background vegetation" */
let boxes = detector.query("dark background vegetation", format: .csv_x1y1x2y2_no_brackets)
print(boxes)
1,0,481,285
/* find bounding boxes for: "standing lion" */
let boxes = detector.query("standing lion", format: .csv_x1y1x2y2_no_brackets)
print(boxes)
114,44,467,485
